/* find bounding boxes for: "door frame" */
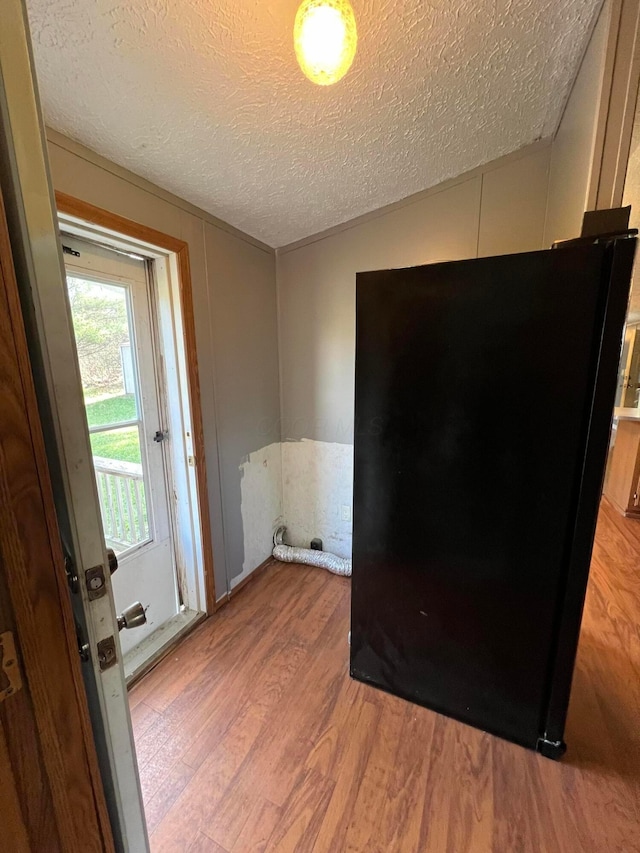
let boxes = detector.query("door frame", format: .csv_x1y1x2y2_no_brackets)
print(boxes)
56,192,217,618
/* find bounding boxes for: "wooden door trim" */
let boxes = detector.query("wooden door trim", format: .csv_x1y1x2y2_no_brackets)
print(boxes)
0,187,114,850
54,191,217,615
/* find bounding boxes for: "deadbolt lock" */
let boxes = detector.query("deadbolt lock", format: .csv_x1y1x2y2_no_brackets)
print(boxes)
85,564,107,600
85,549,117,598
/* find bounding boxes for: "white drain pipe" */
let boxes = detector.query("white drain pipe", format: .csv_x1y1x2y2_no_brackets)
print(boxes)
272,526,352,577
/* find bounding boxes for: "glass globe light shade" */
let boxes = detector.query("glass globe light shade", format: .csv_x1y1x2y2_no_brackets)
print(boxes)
294,0,358,86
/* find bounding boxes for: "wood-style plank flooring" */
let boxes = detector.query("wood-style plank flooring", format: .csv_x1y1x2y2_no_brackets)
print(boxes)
130,498,640,852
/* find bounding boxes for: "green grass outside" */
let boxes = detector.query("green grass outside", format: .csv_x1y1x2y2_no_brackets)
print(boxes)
85,393,137,427
86,394,141,464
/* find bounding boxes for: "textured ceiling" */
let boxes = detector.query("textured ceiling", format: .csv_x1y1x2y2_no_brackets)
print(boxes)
27,0,602,247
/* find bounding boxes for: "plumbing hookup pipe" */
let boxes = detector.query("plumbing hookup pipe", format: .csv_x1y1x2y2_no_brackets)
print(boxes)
272,526,352,577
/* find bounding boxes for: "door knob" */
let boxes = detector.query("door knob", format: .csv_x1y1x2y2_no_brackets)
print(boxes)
117,602,147,631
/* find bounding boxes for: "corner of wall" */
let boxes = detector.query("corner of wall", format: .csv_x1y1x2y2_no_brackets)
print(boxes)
274,247,286,522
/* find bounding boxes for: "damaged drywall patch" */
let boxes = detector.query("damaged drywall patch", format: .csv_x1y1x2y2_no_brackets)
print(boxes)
237,439,352,587
282,439,354,559
236,442,283,590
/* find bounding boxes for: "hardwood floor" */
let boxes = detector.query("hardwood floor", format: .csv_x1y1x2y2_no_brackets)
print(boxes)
129,498,640,852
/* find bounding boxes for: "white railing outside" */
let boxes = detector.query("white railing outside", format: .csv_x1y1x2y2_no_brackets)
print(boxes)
93,456,149,551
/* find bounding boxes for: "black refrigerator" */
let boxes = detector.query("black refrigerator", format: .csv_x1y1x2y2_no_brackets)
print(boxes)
350,238,635,757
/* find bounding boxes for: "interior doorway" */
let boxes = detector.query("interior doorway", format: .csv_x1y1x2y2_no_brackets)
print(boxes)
615,322,640,408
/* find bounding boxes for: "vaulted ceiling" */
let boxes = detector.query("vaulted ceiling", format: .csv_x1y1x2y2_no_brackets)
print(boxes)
27,0,602,247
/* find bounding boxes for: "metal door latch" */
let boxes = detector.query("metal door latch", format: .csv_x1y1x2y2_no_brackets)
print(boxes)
78,640,90,663
64,551,79,594
97,636,117,671
153,429,168,443
0,632,23,702
76,620,90,662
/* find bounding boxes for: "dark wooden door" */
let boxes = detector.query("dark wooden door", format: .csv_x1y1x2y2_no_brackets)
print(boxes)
0,189,114,850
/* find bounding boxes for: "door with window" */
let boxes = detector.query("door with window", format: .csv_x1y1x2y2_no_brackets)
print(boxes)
63,237,178,661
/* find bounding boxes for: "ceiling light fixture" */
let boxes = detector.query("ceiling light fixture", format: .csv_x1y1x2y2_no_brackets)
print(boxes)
294,0,358,86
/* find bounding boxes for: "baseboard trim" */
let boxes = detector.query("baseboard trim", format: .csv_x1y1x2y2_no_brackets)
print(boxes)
214,556,276,612
230,556,275,599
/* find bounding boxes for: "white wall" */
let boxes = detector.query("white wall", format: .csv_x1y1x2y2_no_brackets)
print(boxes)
282,440,353,559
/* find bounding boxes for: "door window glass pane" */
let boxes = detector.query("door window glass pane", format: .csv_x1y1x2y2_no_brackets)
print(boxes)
67,276,139,426
67,274,149,556
90,425,141,465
